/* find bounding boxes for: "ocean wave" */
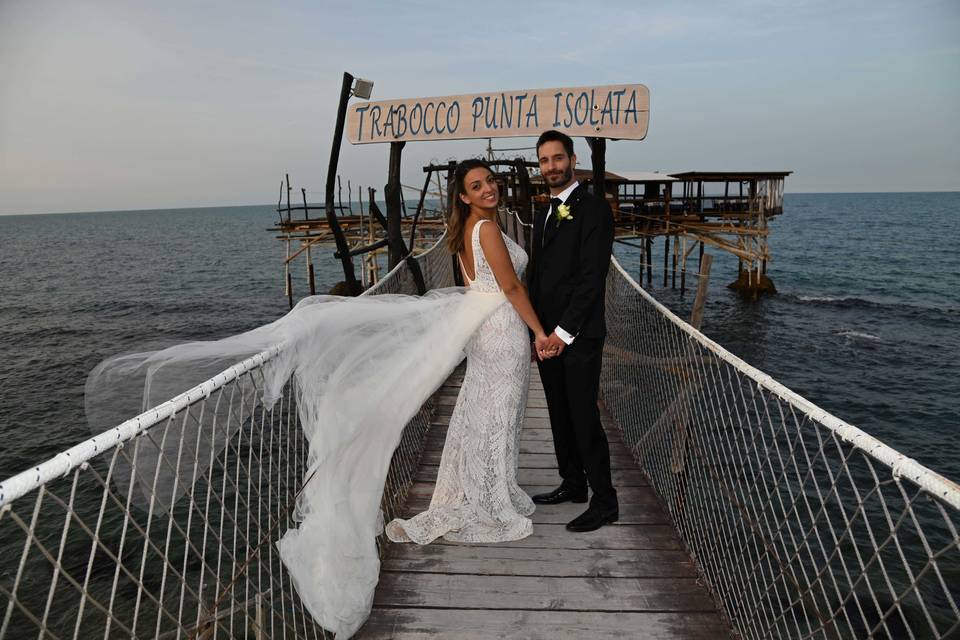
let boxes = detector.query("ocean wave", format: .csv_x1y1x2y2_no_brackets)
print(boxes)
798,295,856,303
836,329,883,341
789,293,959,316
796,294,892,307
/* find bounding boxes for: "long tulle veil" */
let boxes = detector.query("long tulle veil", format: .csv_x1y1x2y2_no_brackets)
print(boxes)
85,271,507,637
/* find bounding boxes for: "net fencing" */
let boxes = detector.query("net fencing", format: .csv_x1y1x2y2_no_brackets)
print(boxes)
0,239,455,640
600,257,960,640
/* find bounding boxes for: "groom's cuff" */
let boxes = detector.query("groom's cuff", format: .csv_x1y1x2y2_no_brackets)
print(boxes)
554,326,576,345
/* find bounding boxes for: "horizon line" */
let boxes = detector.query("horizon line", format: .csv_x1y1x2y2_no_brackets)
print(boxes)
2,189,958,217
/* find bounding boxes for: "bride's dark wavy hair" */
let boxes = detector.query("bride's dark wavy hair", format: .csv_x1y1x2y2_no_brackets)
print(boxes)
446,158,495,255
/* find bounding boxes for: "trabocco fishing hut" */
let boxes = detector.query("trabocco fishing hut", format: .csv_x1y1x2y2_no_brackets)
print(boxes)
271,79,789,305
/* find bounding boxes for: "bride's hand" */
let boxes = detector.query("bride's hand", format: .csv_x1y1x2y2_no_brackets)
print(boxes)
534,333,550,360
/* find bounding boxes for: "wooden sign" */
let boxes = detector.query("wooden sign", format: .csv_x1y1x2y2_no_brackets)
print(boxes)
346,84,649,144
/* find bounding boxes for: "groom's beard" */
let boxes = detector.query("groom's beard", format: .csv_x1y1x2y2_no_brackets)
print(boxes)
544,165,574,189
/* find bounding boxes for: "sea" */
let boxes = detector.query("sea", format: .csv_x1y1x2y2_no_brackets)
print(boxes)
1,192,958,485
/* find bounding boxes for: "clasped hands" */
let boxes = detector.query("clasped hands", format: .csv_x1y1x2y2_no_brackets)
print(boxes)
533,332,567,361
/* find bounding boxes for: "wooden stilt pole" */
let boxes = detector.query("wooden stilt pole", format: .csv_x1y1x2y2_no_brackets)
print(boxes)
368,187,380,285
302,188,316,295
588,137,607,198
384,141,425,294
646,236,653,286
672,234,678,290
358,184,366,289
680,235,687,295
663,235,670,288
285,173,291,220
285,238,293,309
690,253,713,330
639,235,646,286
386,141,406,270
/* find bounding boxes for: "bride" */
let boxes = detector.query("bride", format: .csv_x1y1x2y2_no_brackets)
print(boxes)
84,159,553,638
385,158,546,544
273,159,552,637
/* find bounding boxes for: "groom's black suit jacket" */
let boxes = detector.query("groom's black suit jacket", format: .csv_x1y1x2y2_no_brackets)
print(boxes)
527,183,614,340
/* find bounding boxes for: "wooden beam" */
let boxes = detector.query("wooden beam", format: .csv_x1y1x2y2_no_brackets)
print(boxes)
690,253,713,330
325,71,362,295
588,136,607,198
334,238,390,259
408,170,433,250
302,187,315,295
385,141,406,269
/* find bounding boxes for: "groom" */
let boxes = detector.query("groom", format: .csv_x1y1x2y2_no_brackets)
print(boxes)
528,129,618,532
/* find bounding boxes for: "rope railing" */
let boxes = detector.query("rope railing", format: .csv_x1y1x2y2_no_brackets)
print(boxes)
0,237,455,640
600,257,960,640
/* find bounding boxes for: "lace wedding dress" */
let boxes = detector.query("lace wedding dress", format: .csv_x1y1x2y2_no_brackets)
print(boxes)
385,219,535,544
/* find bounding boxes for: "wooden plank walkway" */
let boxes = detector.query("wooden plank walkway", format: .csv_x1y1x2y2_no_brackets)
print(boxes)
358,364,730,639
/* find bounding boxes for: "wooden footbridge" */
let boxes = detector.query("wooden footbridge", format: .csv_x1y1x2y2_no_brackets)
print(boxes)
358,363,731,638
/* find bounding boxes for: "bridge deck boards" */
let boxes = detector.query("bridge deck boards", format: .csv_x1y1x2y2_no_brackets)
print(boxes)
357,365,730,639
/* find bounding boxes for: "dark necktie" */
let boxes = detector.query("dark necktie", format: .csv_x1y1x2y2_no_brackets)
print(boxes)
550,197,563,216
543,198,563,247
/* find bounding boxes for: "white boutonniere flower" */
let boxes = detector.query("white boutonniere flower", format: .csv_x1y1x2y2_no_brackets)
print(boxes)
555,203,573,227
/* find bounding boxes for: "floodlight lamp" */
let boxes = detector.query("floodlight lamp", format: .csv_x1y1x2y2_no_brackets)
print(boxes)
352,78,374,100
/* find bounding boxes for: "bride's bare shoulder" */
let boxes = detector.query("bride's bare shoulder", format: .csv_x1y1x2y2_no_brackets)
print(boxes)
477,219,505,242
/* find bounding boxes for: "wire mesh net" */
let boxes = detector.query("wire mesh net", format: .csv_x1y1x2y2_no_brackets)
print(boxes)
0,239,455,640
600,258,960,640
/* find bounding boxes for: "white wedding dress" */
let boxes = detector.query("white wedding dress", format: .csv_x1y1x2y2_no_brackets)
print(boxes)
385,219,535,544
84,223,534,639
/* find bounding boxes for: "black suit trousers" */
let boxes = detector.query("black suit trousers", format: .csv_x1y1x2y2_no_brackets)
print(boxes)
536,336,617,511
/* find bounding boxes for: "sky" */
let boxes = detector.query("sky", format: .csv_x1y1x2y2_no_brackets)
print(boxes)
0,0,958,215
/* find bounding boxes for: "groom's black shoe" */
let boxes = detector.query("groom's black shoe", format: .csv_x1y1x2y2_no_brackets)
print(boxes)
531,486,588,505
565,505,619,532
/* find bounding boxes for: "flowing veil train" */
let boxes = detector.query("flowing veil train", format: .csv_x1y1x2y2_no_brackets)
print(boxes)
85,286,508,638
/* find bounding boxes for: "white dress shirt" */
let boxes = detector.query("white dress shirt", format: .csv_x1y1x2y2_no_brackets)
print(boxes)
545,181,580,346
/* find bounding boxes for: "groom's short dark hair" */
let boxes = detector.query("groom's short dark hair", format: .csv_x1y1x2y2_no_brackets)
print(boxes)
536,130,574,158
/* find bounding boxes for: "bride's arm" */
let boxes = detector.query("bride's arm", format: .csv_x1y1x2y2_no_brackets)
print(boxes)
477,222,547,342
